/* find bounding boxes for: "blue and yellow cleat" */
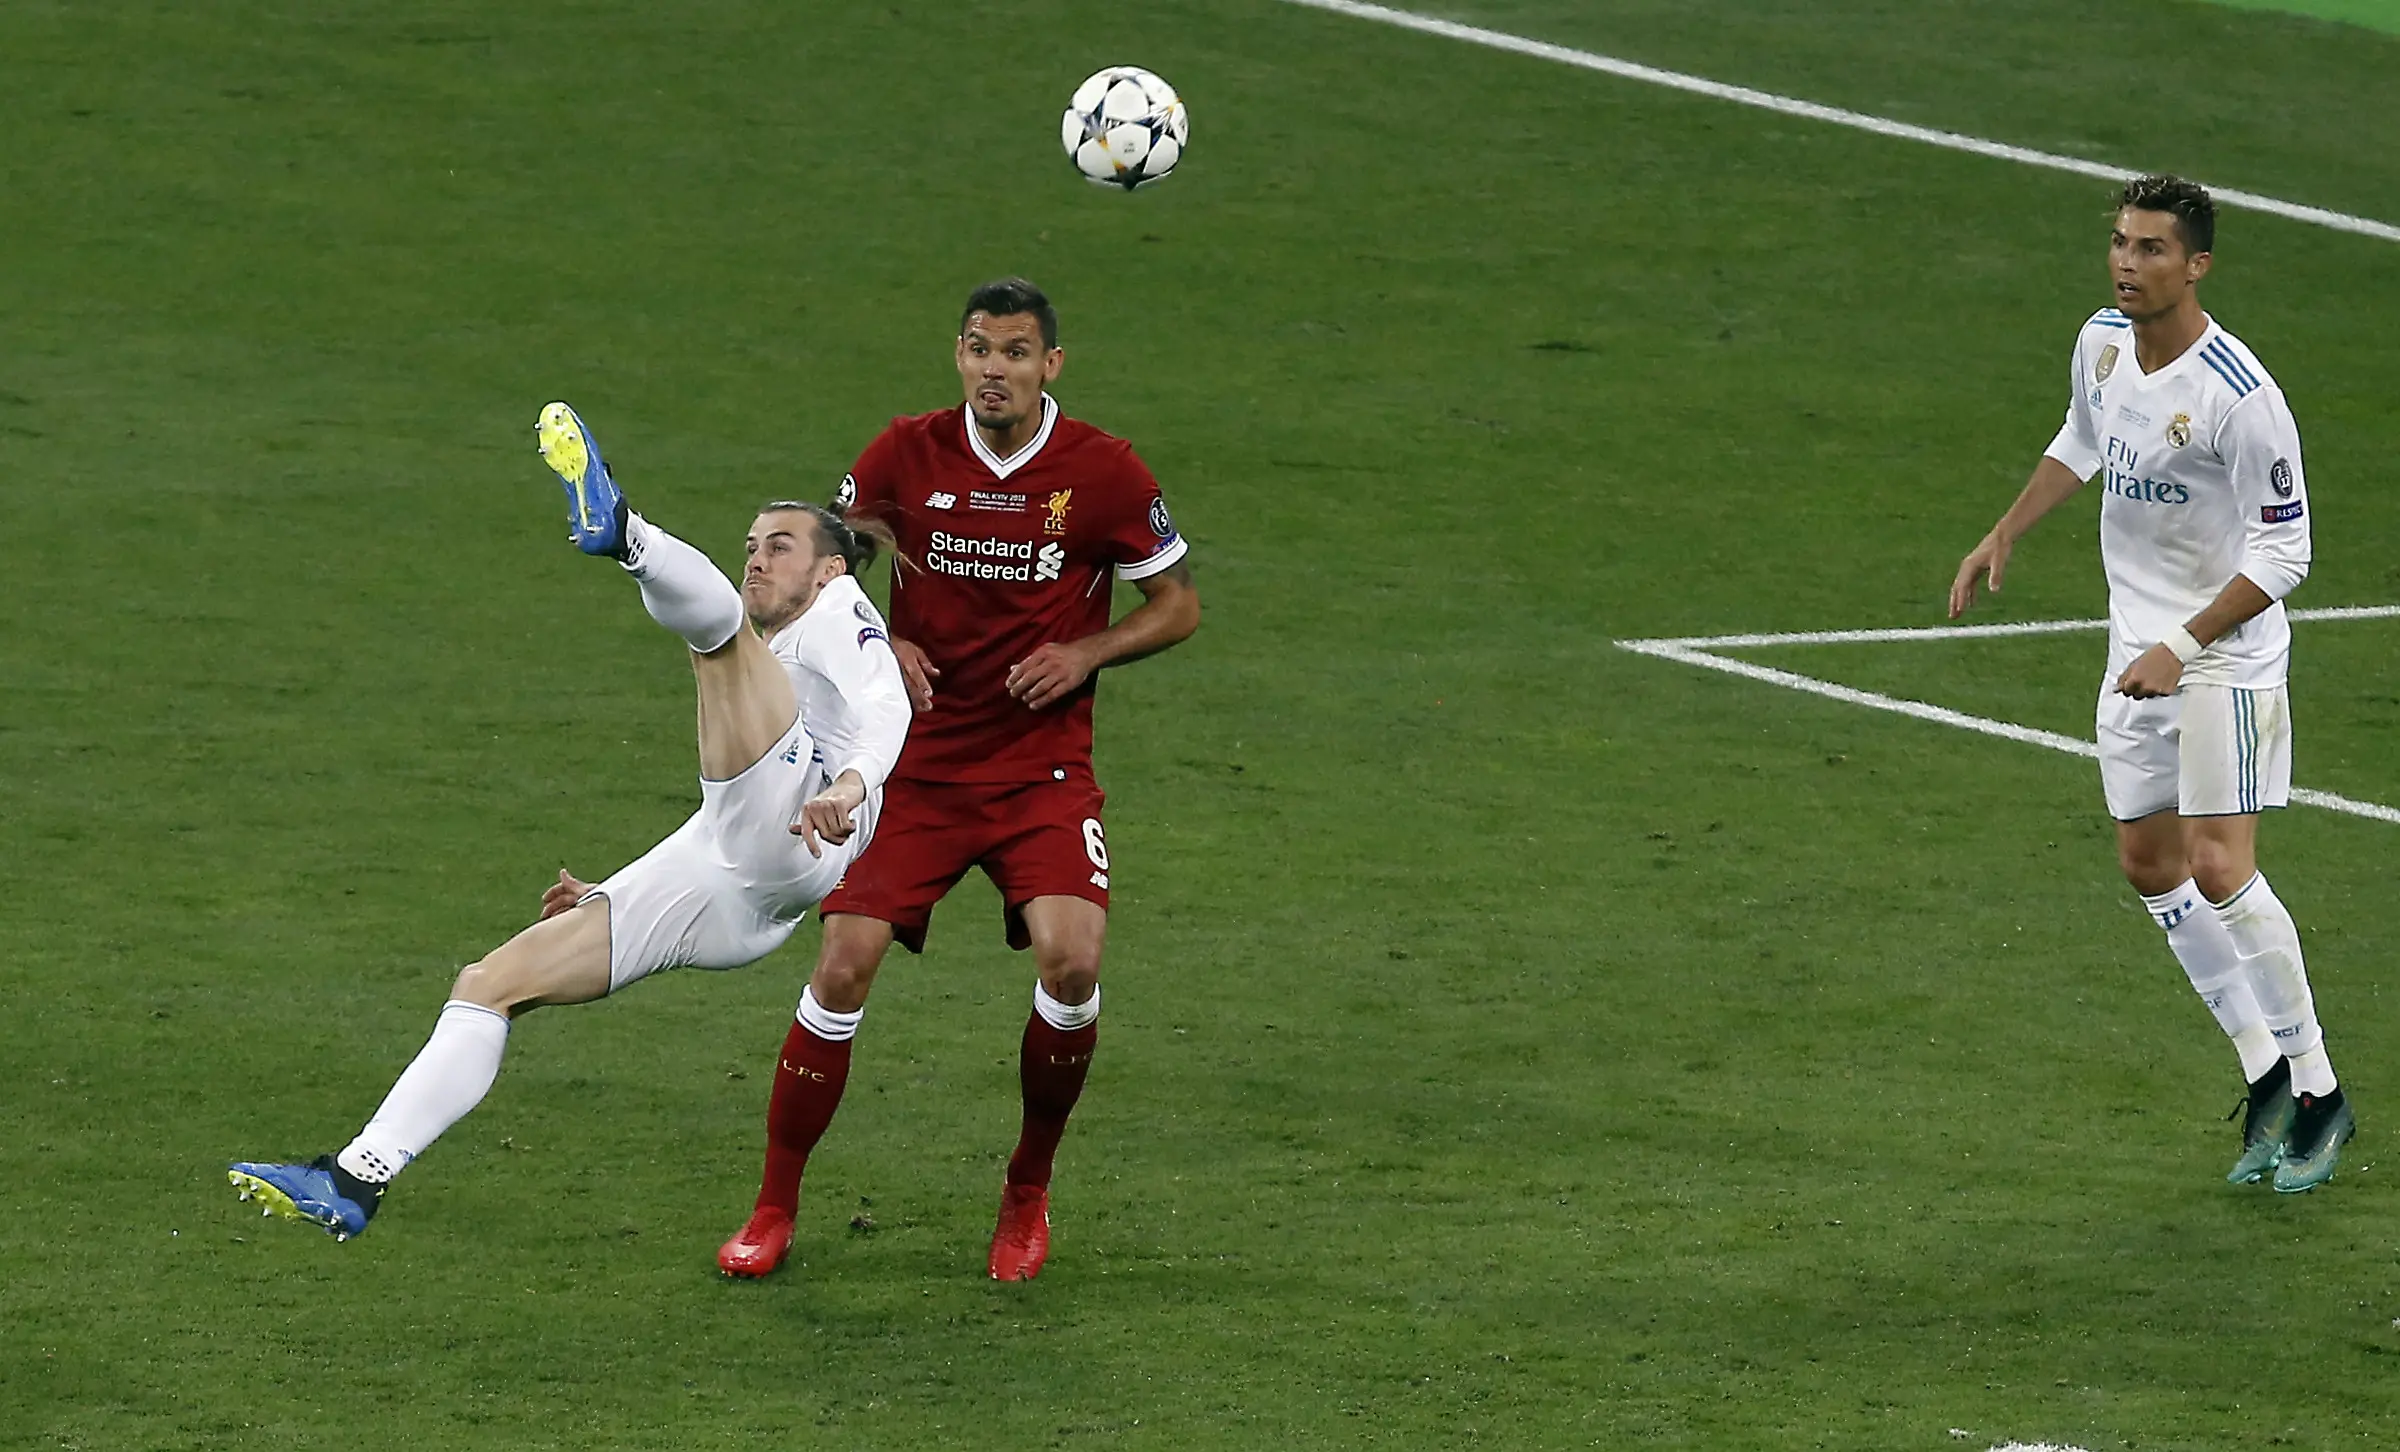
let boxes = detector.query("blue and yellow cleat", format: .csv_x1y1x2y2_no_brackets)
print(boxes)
536,401,628,557
228,1155,381,1241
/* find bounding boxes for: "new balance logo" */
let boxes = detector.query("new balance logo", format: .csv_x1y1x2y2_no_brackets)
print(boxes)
1035,542,1065,582
926,491,957,510
1089,871,1109,890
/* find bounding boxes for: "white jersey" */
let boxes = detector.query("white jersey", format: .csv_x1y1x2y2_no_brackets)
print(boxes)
2044,309,2311,689
765,574,911,799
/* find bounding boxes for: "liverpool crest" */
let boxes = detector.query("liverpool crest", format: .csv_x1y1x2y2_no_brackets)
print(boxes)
1044,489,1073,536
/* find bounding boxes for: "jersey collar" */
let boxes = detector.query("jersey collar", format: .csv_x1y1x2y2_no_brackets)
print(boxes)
963,393,1059,480
2127,313,2217,388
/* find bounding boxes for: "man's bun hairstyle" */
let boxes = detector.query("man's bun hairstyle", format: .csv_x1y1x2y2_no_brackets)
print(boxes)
761,499,895,576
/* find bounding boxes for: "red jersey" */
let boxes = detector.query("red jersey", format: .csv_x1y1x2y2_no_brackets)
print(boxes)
837,396,1186,784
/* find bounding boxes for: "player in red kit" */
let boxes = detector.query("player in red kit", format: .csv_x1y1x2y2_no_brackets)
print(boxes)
717,278,1201,1281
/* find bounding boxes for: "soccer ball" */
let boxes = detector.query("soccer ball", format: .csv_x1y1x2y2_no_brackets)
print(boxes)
1060,66,1187,190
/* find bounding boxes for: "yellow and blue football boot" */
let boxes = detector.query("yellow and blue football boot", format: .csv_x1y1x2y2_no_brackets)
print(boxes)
536,401,628,557
228,1155,381,1241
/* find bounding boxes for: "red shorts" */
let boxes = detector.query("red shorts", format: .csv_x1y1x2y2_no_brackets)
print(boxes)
822,771,1110,953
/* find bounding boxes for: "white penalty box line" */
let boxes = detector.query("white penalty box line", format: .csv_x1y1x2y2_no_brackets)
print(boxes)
1617,605,2400,826
1280,0,2400,245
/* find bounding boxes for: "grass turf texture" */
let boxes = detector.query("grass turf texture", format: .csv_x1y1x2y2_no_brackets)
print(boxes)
4,1,2398,1447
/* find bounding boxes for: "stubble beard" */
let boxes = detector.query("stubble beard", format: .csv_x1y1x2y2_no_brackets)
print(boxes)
748,582,812,637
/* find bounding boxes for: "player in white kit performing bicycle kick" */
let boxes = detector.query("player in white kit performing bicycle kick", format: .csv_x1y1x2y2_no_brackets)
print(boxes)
1950,175,2352,1192
228,403,911,1237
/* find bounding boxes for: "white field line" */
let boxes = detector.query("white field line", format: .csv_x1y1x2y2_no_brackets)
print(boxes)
1615,613,2400,826
1667,603,2400,650
1278,0,2400,245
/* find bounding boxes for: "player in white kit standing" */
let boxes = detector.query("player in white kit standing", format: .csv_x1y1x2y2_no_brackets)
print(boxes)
227,403,912,1237
1950,175,2353,1192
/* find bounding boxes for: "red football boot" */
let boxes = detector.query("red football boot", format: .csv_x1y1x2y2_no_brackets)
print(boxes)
987,1183,1051,1281
718,1206,794,1278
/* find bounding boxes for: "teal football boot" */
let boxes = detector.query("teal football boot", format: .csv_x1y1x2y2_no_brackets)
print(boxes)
2273,1088,2355,1194
2226,1059,2294,1185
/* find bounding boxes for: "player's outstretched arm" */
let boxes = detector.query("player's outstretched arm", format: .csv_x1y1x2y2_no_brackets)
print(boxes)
1006,560,1200,711
1949,455,2087,618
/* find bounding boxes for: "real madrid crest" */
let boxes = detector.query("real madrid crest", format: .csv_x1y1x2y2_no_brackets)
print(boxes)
2167,412,2192,449
2095,344,2119,382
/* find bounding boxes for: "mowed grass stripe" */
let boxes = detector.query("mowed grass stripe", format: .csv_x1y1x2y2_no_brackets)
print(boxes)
1281,0,2400,242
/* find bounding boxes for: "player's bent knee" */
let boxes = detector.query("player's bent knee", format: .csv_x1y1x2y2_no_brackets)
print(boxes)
2114,826,2184,895
449,901,614,1016
808,960,876,1014
2187,842,2255,903
1034,946,1102,1004
809,916,893,1014
449,957,535,1015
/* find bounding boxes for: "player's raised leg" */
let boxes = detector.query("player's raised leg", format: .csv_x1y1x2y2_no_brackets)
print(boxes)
719,914,892,1277
988,895,1105,1281
538,401,800,780
229,890,613,1238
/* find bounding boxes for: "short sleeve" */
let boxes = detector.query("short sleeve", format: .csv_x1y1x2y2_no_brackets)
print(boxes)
2042,328,2104,480
2221,387,2311,601
1103,445,1188,581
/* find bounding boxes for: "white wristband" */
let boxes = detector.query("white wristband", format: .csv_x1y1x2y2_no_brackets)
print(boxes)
2163,625,2204,664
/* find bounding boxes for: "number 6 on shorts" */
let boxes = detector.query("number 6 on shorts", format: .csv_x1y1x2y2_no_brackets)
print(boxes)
1081,818,1110,871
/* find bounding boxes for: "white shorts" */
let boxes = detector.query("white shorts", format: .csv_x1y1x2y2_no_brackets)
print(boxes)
2095,679,2292,822
586,719,879,992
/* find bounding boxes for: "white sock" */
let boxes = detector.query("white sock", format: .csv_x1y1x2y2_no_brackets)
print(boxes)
2214,872,2336,1094
337,1000,511,1184
1032,981,1100,1031
795,985,864,1042
621,513,744,653
2141,879,2279,1083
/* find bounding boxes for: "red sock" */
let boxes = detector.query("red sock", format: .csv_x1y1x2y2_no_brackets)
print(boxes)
1006,1013,1097,1189
754,1018,852,1216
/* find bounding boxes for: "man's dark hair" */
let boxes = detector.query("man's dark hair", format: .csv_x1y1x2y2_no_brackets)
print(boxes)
760,499,892,576
2119,174,2215,255
960,277,1058,350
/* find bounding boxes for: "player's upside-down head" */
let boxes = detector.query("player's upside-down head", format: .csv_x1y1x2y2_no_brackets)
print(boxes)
743,501,897,632
958,277,1063,437
2111,173,2215,323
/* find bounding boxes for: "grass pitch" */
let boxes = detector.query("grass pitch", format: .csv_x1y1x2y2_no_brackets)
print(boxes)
5,2,2398,1448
